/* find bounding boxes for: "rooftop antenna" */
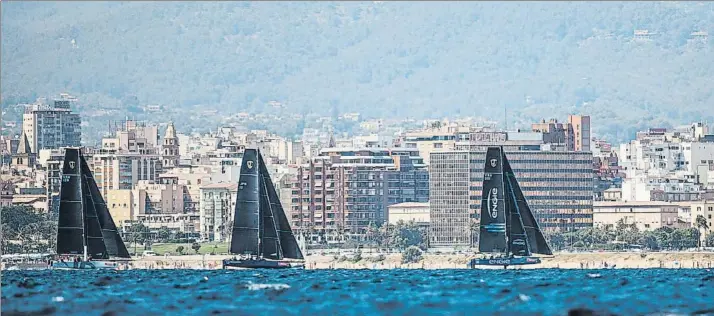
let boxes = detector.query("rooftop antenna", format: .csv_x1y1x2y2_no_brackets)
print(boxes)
504,104,508,131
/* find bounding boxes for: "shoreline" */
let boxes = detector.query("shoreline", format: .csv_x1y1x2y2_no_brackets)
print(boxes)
122,251,714,270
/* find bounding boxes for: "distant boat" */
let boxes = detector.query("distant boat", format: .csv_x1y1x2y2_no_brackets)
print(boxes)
51,148,131,270
222,149,305,269
469,146,553,269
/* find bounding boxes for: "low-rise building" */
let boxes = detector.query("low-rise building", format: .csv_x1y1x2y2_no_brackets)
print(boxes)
387,202,430,227
593,201,684,231
690,200,714,236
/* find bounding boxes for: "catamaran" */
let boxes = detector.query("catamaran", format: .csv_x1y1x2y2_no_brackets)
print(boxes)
51,148,131,270
469,146,553,268
222,148,305,269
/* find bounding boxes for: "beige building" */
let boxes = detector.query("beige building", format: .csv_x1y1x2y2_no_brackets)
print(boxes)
568,114,591,152
133,181,185,215
690,200,714,235
387,202,430,226
593,201,684,231
603,188,622,201
106,189,134,226
101,120,159,153
400,124,471,165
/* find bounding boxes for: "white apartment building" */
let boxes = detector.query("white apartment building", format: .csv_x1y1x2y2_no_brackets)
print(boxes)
199,183,237,242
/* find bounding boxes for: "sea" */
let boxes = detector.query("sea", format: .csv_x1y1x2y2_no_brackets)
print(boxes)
2,269,714,316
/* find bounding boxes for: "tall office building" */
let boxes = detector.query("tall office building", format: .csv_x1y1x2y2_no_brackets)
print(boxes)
22,98,81,152
430,132,594,247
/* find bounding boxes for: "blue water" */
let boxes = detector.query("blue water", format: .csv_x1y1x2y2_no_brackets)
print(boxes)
3,269,714,315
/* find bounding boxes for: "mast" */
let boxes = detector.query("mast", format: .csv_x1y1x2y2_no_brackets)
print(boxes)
79,150,87,261
258,153,282,260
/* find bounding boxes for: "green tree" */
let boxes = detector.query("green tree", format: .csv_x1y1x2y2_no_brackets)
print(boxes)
125,223,150,244
695,215,709,247
191,242,201,254
157,227,171,243
401,246,423,264
176,245,185,255
386,220,427,251
1,206,44,235
547,232,566,251
706,233,714,247
469,221,479,248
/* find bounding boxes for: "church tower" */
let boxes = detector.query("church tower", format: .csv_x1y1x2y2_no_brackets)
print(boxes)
12,130,36,169
161,122,179,169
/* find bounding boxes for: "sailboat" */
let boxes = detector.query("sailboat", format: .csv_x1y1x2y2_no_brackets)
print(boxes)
223,148,305,269
469,146,553,268
51,148,131,270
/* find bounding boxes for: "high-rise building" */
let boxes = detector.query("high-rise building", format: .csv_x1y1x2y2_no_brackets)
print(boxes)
430,146,594,247
289,147,429,242
22,98,81,152
568,114,591,152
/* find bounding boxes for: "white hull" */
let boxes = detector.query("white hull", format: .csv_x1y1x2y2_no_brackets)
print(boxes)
51,260,121,270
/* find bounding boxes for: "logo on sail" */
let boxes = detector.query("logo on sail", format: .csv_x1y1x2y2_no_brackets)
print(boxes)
490,158,497,168
246,161,254,169
487,187,499,219
69,161,75,169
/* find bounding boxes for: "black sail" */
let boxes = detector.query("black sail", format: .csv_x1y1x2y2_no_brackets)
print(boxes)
81,156,131,258
259,169,282,260
56,148,86,255
258,152,304,260
503,156,531,257
229,149,261,255
478,147,508,254
504,156,553,255
81,174,109,259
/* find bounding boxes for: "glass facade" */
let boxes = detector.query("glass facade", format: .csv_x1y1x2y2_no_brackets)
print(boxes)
430,150,594,247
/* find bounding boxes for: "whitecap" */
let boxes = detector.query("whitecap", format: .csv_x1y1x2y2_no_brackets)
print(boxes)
52,296,65,302
518,294,530,302
246,283,291,291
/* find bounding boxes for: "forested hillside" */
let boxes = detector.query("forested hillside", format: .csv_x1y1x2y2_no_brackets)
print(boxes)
2,2,713,141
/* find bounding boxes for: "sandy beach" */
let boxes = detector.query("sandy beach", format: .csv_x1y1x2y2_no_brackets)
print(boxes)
126,251,714,270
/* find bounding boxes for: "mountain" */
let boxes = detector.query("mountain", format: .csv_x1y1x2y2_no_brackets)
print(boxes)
2,1,714,142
